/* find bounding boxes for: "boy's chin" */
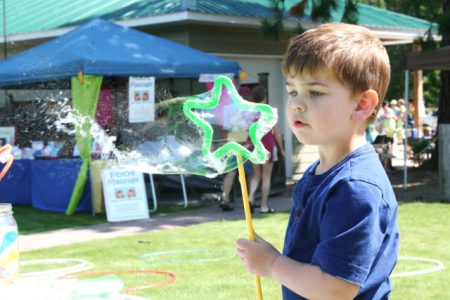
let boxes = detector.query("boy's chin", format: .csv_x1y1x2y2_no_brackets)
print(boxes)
294,134,317,145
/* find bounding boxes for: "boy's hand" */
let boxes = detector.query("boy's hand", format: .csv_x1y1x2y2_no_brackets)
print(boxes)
236,233,281,278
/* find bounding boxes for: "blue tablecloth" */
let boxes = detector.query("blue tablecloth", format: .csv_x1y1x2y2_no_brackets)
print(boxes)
0,159,32,205
0,159,91,213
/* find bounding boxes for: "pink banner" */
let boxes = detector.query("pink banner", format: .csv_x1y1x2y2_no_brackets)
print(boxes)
96,87,114,127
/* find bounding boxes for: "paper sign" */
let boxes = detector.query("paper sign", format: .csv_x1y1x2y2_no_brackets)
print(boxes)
101,168,149,222
0,127,15,146
128,77,155,123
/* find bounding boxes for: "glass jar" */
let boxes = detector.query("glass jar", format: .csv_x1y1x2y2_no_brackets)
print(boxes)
0,203,19,286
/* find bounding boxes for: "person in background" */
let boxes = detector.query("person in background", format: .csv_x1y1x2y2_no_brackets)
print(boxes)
390,99,399,116
219,169,237,211
246,85,285,214
397,98,406,116
236,23,399,299
219,85,285,213
219,85,253,212
396,98,407,143
380,100,396,139
407,99,415,129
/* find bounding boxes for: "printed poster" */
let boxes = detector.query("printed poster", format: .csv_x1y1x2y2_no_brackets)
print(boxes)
128,76,155,123
0,127,15,146
101,168,149,222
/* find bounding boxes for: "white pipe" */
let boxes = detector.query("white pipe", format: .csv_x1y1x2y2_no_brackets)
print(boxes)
180,174,188,208
148,174,158,212
403,71,409,190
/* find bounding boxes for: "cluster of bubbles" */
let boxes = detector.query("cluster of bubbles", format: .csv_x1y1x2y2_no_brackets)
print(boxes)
50,78,276,177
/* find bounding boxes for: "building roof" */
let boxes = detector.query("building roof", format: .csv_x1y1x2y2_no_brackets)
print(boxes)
406,46,450,71
0,0,438,44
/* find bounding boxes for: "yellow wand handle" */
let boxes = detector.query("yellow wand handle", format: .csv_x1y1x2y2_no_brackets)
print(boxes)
236,153,263,300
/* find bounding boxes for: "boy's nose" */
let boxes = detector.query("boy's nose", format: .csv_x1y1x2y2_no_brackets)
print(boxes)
292,104,306,113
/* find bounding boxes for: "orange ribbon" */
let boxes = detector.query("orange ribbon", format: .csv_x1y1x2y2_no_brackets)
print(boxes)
0,145,14,181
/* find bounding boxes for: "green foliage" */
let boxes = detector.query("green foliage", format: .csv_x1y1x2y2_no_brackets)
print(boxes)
383,0,442,22
357,0,386,7
384,44,408,101
380,1,442,107
341,0,359,24
262,0,360,40
423,70,441,107
438,8,450,36
260,0,285,40
311,0,338,22
385,43,440,107
298,0,359,24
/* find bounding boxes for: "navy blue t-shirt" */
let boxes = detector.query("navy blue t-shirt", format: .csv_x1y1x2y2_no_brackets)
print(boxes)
282,144,399,299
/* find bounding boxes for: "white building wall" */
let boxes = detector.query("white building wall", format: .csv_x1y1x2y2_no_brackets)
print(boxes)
215,54,297,179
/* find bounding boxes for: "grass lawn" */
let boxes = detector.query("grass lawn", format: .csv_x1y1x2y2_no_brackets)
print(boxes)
18,201,450,299
13,201,212,234
392,201,450,300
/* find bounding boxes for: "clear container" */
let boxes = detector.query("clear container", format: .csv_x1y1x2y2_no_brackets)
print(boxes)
0,203,20,286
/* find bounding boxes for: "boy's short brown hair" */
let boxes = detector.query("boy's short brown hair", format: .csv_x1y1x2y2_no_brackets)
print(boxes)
282,23,391,123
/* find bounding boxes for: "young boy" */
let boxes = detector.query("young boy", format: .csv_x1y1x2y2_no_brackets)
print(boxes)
236,23,399,299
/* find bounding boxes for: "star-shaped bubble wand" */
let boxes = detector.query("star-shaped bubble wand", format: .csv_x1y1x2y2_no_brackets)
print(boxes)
183,76,277,300
0,145,14,181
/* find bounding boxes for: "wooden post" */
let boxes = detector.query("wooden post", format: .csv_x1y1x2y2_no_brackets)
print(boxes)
412,42,424,137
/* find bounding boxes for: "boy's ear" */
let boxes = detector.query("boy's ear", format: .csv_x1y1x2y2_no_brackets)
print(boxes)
352,90,378,122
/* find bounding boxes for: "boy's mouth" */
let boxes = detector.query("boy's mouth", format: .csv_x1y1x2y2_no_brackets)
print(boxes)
293,118,308,128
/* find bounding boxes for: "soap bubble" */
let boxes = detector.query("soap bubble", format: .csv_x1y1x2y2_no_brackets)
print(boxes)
52,76,278,177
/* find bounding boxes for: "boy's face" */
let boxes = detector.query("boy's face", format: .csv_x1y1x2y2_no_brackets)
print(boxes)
285,69,358,146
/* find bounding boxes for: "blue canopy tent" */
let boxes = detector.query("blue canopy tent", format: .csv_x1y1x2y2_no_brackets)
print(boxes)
0,18,241,215
0,18,241,86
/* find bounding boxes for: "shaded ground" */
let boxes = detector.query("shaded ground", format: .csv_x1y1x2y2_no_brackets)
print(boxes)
388,166,444,202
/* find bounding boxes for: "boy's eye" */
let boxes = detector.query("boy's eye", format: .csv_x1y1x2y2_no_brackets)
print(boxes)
288,91,298,97
310,90,323,97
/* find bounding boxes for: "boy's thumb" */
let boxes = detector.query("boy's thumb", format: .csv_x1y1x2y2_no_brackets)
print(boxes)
236,238,251,249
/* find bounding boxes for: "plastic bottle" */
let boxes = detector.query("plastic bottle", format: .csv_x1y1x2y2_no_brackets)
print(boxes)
0,203,19,286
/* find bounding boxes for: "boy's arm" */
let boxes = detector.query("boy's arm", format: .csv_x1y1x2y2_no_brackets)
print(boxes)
237,235,359,300
271,254,360,300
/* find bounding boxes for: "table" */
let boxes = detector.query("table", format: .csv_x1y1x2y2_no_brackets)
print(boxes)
0,159,31,205
0,159,91,213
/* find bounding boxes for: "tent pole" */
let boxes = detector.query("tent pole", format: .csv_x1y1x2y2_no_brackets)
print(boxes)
2,0,9,116
403,70,409,190
2,0,6,59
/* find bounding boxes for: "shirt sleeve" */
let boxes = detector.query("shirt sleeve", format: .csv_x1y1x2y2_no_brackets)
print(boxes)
311,179,391,286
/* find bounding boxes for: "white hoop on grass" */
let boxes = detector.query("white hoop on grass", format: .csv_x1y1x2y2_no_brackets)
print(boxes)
20,258,93,278
391,256,444,278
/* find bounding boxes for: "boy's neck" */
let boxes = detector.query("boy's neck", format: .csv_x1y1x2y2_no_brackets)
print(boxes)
315,134,368,175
